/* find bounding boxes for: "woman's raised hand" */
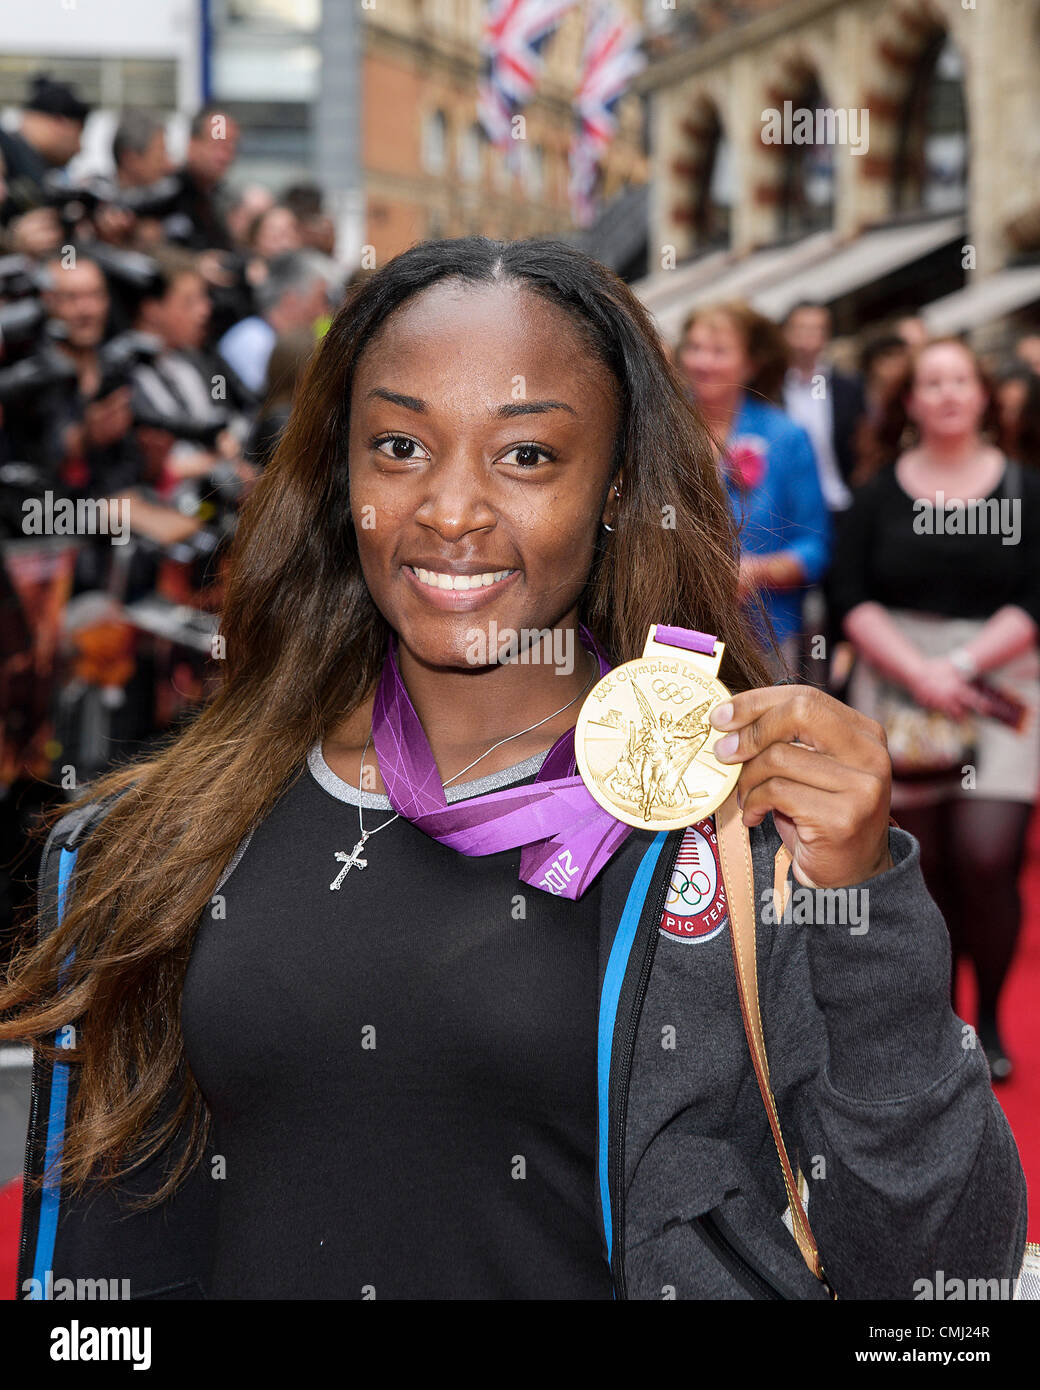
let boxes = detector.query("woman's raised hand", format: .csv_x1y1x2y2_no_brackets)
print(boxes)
711,685,893,889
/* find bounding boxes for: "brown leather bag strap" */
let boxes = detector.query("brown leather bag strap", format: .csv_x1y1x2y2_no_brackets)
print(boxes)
716,788,834,1294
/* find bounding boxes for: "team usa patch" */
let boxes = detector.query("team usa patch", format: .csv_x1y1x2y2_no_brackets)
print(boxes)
658,817,728,944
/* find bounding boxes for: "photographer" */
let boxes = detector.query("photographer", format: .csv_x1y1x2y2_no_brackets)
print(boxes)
0,73,89,220
24,255,137,496
168,104,240,253
93,109,174,250
283,181,336,257
148,106,259,338
113,109,171,191
131,245,258,501
0,74,90,260
18,253,199,556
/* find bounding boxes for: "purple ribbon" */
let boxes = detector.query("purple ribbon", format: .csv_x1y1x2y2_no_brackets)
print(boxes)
655,625,717,657
371,623,717,900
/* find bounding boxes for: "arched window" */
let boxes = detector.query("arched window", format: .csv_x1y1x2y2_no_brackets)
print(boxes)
492,141,514,192
458,123,483,183
526,144,545,199
777,74,836,240
694,105,733,250
422,109,448,175
893,32,968,215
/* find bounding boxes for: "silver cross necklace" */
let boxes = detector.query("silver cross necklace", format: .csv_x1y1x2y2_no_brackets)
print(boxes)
329,652,598,890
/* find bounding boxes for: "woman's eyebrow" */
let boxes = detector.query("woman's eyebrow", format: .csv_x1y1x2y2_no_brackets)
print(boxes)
366,388,427,412
365,387,578,419
496,399,578,418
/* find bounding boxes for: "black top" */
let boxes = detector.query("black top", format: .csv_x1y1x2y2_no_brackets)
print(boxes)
829,459,1040,627
168,169,232,251
180,745,613,1300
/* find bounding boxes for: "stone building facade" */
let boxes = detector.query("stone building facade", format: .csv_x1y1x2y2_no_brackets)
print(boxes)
640,0,1040,338
361,0,648,260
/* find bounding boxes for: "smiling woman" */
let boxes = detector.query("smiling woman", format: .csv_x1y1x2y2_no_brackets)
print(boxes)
2,239,1028,1303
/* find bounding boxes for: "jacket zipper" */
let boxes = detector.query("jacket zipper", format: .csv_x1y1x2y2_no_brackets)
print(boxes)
610,831,682,1299
692,1208,792,1300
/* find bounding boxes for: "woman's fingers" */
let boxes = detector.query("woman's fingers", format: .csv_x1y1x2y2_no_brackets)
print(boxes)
736,738,865,800
740,757,887,829
712,685,888,776
738,775,836,831
710,685,894,884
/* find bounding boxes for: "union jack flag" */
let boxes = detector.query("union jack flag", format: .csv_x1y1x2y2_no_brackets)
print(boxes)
569,0,646,225
477,0,578,149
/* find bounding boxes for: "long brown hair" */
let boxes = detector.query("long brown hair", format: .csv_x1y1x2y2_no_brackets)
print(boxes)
0,237,771,1205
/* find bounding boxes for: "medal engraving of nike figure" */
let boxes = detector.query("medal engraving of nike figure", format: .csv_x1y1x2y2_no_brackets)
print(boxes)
619,682,712,821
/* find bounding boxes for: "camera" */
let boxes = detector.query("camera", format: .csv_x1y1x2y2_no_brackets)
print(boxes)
94,329,163,398
0,345,77,408
93,330,233,447
0,254,45,303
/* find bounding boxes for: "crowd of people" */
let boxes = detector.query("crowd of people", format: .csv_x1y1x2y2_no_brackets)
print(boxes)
2,71,1039,1087
0,76,347,949
674,299,1040,1084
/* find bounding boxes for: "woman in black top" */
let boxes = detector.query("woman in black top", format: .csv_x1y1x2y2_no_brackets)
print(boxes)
831,338,1040,1080
3,244,1028,1302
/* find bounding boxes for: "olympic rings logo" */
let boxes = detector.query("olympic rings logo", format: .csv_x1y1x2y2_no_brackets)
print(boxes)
672,870,712,909
652,679,693,703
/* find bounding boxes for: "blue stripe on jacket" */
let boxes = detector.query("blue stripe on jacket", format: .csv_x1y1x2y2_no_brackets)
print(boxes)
597,832,668,1273
29,846,77,1299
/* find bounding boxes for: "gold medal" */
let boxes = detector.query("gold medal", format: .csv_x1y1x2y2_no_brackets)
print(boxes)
575,625,741,830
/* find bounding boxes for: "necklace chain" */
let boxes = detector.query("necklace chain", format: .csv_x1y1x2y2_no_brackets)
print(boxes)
355,648,599,843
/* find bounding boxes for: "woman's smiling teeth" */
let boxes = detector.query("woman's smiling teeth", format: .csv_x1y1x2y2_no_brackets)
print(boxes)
409,566,515,591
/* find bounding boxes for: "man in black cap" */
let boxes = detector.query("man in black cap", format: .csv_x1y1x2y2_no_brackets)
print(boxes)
0,73,90,226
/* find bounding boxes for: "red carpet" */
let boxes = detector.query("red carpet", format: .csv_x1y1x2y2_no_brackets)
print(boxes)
0,814,1038,1296
963,806,1040,1244
0,1178,21,1300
